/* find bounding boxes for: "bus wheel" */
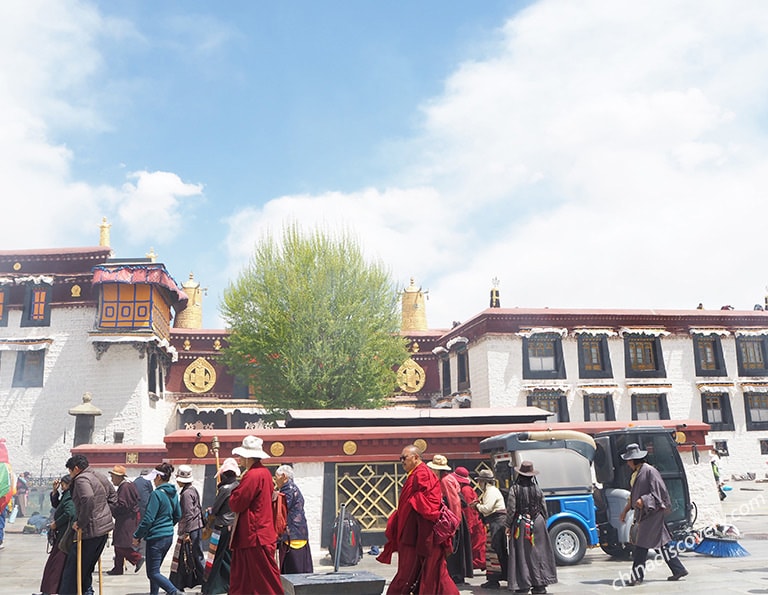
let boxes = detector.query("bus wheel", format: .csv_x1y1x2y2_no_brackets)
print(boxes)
549,521,587,565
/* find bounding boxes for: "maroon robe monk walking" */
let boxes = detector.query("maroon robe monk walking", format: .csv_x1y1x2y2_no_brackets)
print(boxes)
455,466,486,570
377,445,458,595
229,435,283,595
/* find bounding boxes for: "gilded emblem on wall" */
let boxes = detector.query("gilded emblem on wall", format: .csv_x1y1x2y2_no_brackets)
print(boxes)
396,358,426,393
125,452,139,465
413,439,427,453
183,357,217,393
71,284,81,298
193,442,209,458
343,441,358,455
270,442,285,456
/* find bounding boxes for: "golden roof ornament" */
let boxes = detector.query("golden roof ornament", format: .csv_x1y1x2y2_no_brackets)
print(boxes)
146,247,158,262
174,272,206,329
99,217,111,247
401,277,428,332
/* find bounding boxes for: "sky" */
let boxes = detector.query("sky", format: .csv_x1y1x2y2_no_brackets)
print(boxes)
3,1,768,330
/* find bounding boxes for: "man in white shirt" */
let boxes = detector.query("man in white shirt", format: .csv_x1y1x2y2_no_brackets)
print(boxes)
471,469,508,590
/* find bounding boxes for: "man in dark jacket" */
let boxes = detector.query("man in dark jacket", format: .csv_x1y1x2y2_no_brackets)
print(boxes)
619,443,689,586
171,464,205,588
107,465,143,574
59,454,117,595
133,469,154,520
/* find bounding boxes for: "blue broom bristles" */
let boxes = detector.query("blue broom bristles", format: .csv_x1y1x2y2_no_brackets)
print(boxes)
693,537,750,557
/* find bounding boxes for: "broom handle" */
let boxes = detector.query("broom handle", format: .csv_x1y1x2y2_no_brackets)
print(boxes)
77,528,82,595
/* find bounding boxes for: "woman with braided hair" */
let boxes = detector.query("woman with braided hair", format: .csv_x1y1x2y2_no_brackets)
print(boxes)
503,461,557,595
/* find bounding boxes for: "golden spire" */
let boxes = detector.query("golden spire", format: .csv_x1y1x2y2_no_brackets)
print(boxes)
99,217,111,247
401,277,428,332
146,247,157,262
174,272,206,329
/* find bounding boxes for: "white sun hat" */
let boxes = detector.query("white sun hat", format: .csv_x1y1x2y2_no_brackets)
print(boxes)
232,435,270,459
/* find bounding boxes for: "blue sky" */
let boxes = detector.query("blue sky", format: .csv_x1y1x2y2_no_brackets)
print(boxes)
4,1,768,329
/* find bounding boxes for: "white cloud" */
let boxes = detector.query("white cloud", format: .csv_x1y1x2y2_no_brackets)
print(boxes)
224,186,462,285
0,2,200,252
117,171,204,244
226,0,768,328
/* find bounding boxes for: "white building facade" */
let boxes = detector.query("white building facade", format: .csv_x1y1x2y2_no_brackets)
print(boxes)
433,308,768,477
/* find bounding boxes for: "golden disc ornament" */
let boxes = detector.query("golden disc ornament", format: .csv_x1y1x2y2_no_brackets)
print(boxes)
343,441,358,455
413,439,428,453
397,358,426,393
270,442,285,457
193,443,209,458
183,357,217,393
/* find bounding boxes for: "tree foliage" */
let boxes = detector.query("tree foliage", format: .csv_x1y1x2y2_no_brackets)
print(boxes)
220,225,409,414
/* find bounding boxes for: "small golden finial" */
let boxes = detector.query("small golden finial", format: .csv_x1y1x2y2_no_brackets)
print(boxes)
146,247,157,262
99,217,111,247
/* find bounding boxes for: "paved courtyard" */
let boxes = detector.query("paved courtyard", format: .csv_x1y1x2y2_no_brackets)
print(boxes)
2,479,767,594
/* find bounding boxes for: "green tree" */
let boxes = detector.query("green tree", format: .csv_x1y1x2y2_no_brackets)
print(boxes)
220,225,409,414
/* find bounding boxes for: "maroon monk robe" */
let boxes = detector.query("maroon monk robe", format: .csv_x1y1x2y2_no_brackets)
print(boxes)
377,462,458,595
229,461,283,595
460,483,486,570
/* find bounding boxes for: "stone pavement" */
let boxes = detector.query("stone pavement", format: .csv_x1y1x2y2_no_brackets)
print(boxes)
1,480,767,594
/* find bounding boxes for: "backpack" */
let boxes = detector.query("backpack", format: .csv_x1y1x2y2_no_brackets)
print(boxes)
329,509,363,566
433,502,460,545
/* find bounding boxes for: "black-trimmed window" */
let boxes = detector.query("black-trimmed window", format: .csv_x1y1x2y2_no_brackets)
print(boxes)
631,393,669,420
0,287,8,326
744,392,768,431
457,351,470,391
713,440,729,457
12,350,45,387
21,284,52,327
583,393,616,421
700,392,734,431
528,391,570,422
441,358,451,396
736,337,768,377
624,335,666,378
760,440,768,455
693,335,726,377
523,334,566,379
578,335,613,379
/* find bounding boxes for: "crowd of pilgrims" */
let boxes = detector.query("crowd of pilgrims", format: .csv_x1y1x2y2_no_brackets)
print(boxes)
33,435,311,595
31,437,559,595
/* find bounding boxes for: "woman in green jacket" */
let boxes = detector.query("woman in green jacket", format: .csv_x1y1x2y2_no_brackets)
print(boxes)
39,474,76,594
132,462,183,595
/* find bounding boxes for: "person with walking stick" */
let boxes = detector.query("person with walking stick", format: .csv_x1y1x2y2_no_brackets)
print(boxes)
58,455,116,595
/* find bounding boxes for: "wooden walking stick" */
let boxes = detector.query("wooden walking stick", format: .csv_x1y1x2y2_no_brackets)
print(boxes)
77,528,82,595
98,550,103,595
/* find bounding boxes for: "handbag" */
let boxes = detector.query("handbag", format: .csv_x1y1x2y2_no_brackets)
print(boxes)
629,519,639,545
433,503,460,545
202,510,215,541
177,539,203,588
58,522,75,555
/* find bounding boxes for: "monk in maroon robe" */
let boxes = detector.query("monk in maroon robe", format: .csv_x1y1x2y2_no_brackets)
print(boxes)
455,466,486,570
229,435,283,595
377,445,458,595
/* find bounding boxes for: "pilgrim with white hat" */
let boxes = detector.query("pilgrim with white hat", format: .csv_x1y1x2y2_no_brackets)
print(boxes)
618,443,688,585
427,454,473,585
227,436,283,594
201,457,241,594
472,468,508,589
505,460,557,594
106,465,143,575
169,464,205,589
